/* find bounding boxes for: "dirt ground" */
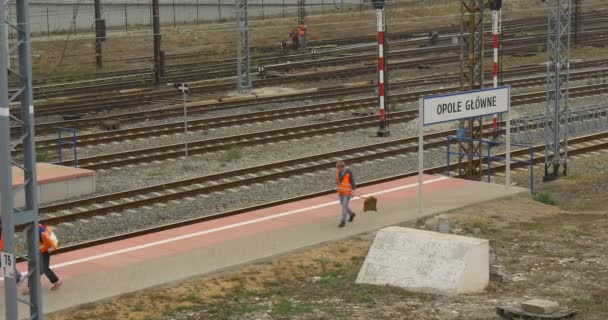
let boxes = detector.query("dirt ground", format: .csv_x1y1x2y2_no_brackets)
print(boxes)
48,165,608,320
29,0,549,78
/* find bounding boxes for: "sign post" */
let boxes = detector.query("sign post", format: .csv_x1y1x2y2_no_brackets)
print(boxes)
177,83,189,157
418,87,511,214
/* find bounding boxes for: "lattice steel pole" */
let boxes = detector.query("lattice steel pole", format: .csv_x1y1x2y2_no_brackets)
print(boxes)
1,0,44,318
152,0,162,86
458,0,485,180
297,0,306,37
544,0,571,180
235,0,252,92
572,0,581,48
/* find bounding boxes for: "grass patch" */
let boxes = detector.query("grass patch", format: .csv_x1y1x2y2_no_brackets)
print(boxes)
271,299,313,317
36,150,51,162
533,192,556,205
255,105,270,112
224,146,243,162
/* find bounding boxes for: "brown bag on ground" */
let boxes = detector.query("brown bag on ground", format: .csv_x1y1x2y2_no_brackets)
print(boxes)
363,196,378,212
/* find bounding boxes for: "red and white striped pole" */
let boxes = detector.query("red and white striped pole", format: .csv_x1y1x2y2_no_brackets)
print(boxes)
376,7,390,137
492,9,500,135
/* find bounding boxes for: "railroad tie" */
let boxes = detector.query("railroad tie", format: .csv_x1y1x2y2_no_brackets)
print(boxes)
155,203,168,207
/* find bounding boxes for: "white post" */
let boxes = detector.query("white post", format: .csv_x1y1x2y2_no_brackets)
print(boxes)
505,89,511,189
418,98,424,215
183,92,189,157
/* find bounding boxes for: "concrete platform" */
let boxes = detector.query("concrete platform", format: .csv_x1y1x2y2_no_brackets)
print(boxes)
0,175,526,317
12,163,96,207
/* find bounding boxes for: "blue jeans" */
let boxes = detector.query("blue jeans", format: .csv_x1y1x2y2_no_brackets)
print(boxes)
339,194,354,223
299,35,306,48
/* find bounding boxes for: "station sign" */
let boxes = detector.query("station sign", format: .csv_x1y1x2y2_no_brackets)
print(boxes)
421,87,510,126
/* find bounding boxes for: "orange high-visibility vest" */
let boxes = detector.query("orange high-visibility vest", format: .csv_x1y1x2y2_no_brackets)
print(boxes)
336,170,352,196
299,25,306,36
39,225,58,253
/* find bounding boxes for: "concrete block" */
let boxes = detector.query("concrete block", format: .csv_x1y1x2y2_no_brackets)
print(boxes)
67,176,96,198
356,227,489,295
521,299,559,315
438,214,450,233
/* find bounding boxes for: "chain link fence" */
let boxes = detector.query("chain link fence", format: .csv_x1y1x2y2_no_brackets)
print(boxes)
19,0,460,36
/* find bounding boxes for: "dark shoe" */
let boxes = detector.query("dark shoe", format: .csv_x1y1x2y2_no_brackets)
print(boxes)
338,221,346,228
348,213,356,222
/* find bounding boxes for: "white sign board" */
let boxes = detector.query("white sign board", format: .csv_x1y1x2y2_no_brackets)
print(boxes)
422,87,510,126
1,251,15,279
417,86,512,215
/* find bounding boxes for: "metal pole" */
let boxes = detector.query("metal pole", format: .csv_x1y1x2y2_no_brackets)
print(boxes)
376,7,389,137
235,0,252,91
46,7,50,37
183,92,188,157
543,0,571,180
196,0,199,24
94,0,103,69
418,98,424,215
153,0,162,86
124,1,128,32
2,0,44,317
506,96,511,189
172,0,176,27
218,0,222,23
491,9,499,137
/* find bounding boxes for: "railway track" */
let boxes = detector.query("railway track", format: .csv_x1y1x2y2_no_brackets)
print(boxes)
19,27,608,118
25,78,608,164
36,102,608,223
41,128,608,256
16,57,608,139
24,10,608,91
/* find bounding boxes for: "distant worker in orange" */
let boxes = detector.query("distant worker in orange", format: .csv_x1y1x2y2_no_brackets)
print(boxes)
298,24,307,48
289,28,299,49
336,160,356,228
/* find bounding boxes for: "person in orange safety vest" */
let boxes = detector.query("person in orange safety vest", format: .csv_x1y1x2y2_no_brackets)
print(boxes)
336,160,356,228
39,224,61,290
298,24,307,48
21,225,62,295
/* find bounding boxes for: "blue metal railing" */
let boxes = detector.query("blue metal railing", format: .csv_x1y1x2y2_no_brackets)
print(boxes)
57,128,78,167
446,135,534,192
